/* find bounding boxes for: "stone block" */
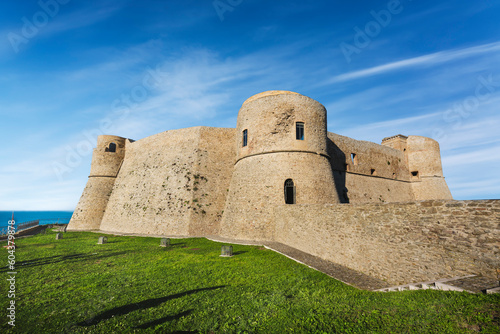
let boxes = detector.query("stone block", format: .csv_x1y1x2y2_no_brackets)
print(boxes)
98,236,108,244
220,245,233,257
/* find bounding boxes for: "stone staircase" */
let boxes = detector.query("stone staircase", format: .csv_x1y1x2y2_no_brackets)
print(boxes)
376,275,500,294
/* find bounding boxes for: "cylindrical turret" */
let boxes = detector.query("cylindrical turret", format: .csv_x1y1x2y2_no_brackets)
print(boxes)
236,90,329,160
90,135,127,177
68,135,128,231
406,136,452,200
220,91,340,241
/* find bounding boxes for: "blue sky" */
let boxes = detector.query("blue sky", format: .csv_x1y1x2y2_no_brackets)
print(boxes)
1,0,499,210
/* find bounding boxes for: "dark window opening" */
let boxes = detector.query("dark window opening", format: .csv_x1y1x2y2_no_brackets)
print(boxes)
370,169,376,176
108,142,116,153
345,163,350,172
284,179,295,204
242,129,248,147
392,173,396,179
296,122,304,140
351,153,357,165
411,171,419,180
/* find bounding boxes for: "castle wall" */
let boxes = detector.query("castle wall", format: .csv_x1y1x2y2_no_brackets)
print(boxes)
68,135,127,231
187,127,236,236
327,132,415,203
97,127,235,236
219,152,339,241
341,173,415,203
274,200,500,285
69,177,116,230
89,136,127,177
98,127,200,236
406,136,453,200
220,91,339,241
236,91,329,159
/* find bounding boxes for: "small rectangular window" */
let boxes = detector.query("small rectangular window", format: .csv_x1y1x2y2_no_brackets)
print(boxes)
242,129,248,147
351,153,357,165
296,122,304,140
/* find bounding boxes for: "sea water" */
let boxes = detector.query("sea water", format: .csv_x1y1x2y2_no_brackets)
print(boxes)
0,211,73,228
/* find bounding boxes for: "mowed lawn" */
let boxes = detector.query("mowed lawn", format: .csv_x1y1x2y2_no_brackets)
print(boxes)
1,230,499,333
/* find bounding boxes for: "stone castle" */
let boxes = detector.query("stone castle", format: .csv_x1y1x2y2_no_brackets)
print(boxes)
69,91,498,286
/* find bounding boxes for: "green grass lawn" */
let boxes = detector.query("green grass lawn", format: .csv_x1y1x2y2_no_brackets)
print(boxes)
1,230,499,333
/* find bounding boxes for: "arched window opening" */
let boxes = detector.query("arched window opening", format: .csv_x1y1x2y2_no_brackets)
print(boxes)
296,122,304,140
108,142,117,153
284,179,295,204
242,129,248,147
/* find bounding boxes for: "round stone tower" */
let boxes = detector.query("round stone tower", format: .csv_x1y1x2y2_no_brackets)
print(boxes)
220,91,340,241
68,135,127,230
406,136,453,200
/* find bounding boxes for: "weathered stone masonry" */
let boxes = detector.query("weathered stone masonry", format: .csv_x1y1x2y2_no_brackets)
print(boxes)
69,90,498,285
274,200,499,285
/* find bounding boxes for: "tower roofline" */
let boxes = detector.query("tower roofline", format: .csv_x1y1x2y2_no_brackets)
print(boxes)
382,134,408,142
243,90,301,105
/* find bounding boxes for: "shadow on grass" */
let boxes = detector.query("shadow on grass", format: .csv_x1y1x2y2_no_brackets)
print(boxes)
159,242,187,249
0,251,126,272
77,285,226,327
134,309,193,329
232,251,247,256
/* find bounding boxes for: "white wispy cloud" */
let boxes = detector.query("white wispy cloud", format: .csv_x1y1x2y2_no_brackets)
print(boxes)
331,111,442,145
442,145,500,166
323,41,500,84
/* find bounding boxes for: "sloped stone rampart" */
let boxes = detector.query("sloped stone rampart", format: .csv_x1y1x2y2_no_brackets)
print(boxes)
274,200,500,285
99,127,235,236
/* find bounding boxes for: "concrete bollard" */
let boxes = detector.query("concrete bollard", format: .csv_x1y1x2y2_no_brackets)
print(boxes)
220,245,233,257
97,236,108,244
55,233,63,240
160,238,170,247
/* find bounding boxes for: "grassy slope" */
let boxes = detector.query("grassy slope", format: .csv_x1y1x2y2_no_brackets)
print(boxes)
1,231,499,333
